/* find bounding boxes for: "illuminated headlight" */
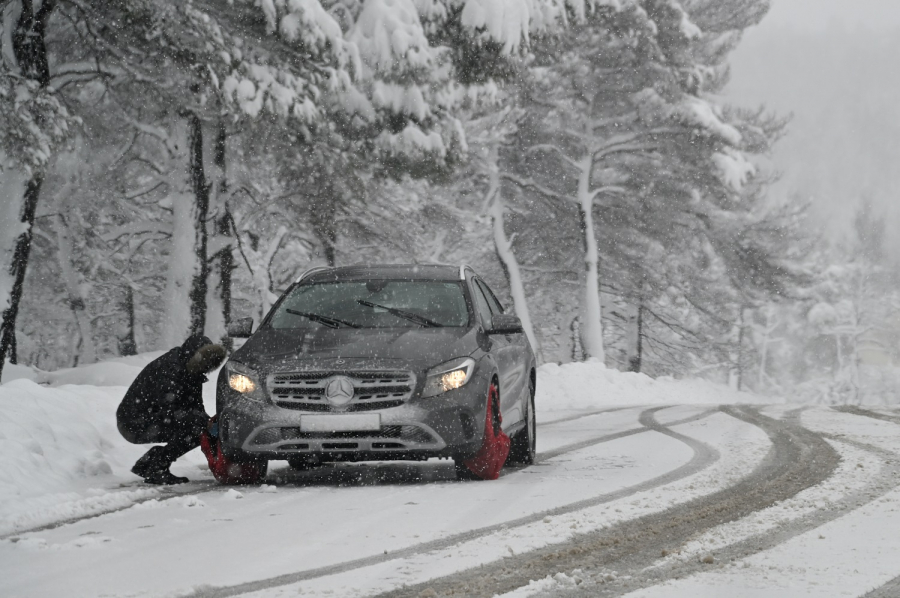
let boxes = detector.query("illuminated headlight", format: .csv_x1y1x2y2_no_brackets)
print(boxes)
226,362,260,396
422,357,476,398
229,373,256,393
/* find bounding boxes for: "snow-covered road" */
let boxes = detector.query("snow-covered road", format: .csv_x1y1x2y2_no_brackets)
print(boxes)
3,361,900,597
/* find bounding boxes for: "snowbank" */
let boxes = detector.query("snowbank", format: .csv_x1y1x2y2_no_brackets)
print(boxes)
0,353,212,536
1,351,163,387
536,361,779,410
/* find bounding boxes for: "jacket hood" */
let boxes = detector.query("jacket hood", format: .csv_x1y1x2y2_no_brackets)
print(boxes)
178,334,214,364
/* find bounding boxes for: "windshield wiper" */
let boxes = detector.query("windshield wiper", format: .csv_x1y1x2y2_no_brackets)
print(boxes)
285,309,360,329
356,300,443,328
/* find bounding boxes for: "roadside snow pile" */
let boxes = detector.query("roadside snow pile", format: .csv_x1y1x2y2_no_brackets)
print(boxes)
0,379,158,535
0,354,213,536
536,361,778,410
1,352,163,387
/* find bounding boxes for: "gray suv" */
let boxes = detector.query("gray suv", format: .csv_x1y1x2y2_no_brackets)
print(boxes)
216,264,537,480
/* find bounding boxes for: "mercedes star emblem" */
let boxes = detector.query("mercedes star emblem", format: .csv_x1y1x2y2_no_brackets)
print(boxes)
324,376,354,406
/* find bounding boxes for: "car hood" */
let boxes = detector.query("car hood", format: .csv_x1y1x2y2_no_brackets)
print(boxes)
231,326,479,373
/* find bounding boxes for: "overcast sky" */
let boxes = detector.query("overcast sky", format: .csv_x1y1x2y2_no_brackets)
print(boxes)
762,0,900,31
725,0,900,252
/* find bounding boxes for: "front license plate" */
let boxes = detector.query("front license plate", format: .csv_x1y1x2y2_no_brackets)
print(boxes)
300,413,381,432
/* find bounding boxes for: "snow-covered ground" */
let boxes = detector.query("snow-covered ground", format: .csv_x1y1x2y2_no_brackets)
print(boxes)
4,355,900,597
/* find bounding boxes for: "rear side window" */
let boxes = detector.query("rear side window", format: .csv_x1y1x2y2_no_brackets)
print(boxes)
267,281,470,329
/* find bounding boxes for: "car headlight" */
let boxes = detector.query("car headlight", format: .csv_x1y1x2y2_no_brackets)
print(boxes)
422,357,476,398
226,362,261,397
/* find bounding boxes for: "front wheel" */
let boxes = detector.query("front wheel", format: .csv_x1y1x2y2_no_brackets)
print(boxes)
455,381,510,481
201,425,268,485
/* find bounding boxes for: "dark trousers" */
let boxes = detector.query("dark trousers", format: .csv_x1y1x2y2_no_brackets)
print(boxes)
118,409,208,466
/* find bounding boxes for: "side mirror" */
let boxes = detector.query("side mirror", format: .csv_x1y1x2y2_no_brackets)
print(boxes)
487,314,524,335
227,317,254,338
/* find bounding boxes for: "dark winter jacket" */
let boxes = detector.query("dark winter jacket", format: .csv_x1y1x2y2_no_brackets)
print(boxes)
116,335,219,436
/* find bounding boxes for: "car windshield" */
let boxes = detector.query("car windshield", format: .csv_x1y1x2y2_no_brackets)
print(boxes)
267,280,470,329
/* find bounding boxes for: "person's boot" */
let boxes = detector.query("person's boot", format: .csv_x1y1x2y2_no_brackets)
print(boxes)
142,468,189,485
132,446,189,484
131,446,167,478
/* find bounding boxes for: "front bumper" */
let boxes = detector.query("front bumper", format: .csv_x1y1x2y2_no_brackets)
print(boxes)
217,365,491,462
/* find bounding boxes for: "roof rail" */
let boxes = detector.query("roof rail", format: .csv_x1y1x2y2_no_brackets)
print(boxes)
295,266,332,283
459,264,473,281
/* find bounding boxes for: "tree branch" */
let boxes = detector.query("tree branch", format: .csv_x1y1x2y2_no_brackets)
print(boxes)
526,144,582,170
500,172,575,204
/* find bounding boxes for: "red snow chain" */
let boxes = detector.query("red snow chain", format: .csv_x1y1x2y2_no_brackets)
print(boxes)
200,416,267,485
463,383,510,480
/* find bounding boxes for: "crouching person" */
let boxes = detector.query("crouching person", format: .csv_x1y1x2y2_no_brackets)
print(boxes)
117,335,226,484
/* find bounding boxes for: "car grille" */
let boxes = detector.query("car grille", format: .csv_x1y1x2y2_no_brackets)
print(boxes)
267,371,414,412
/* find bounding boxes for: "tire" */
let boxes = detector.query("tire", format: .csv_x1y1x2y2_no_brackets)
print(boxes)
454,381,510,481
226,452,268,484
216,448,268,485
453,458,480,481
507,375,536,465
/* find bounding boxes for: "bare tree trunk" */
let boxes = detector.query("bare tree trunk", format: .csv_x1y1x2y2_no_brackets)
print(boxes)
246,227,288,324
729,306,746,391
187,113,210,337
119,285,137,356
214,211,237,352
311,186,338,267
757,305,774,390
0,0,56,378
0,175,42,369
577,156,604,362
570,315,584,362
54,212,97,363
484,145,540,358
628,300,643,373
216,123,234,351
207,120,232,348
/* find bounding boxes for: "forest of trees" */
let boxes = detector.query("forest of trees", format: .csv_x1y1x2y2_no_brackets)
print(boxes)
1,0,897,403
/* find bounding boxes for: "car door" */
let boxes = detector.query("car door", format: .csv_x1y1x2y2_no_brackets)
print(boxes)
473,278,522,426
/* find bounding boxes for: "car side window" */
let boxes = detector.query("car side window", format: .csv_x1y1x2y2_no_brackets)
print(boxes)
470,280,494,325
476,279,505,315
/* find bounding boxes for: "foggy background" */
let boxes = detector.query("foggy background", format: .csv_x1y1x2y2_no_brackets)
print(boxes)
726,0,900,255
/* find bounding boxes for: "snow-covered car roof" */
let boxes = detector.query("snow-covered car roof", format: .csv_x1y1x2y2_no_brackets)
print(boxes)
297,264,468,283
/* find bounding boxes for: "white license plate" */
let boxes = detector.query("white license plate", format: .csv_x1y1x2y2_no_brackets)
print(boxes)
300,414,381,432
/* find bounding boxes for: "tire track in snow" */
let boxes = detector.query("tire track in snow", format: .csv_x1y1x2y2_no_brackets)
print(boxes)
539,406,637,427
864,573,900,597
570,430,900,598
377,406,839,598
832,405,900,426
532,408,715,464
0,482,222,541
1,407,642,540
186,407,721,598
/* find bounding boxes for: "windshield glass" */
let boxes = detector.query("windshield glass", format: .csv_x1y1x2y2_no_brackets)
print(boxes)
267,281,470,329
